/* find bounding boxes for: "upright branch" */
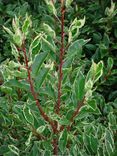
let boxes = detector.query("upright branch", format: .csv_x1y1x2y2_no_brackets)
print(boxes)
59,97,85,132
21,44,55,131
56,0,65,114
70,98,85,123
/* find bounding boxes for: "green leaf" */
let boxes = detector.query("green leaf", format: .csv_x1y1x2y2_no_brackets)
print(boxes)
63,57,73,68
0,145,9,155
30,34,42,57
59,129,67,153
40,83,56,100
86,61,103,83
45,0,57,16
76,103,100,120
88,106,100,115
103,33,110,48
10,17,23,47
107,57,114,70
44,150,51,156
32,52,48,77
105,0,115,16
42,37,55,53
105,129,114,149
0,86,12,94
70,17,85,30
37,126,45,133
43,23,56,38
42,140,53,151
13,32,23,47
74,72,85,101
30,142,40,156
30,35,42,50
12,16,19,33
85,79,93,92
108,112,116,128
70,144,78,156
22,14,31,35
23,105,34,124
66,109,74,120
103,143,109,156
13,105,25,121
75,106,90,120
3,26,14,37
8,60,20,69
13,70,27,79
65,0,73,8
67,39,88,58
88,100,97,110
66,39,90,64
105,140,114,156
83,133,91,152
25,132,32,146
35,67,49,89
8,145,19,156
86,61,97,82
93,33,102,43
99,44,108,59
94,61,103,83
59,118,70,126
90,135,98,153
85,44,96,51
4,79,30,91
10,43,19,60
68,17,86,42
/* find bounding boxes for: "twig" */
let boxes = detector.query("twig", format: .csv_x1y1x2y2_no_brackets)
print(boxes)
56,0,65,114
30,126,46,140
21,44,55,131
104,70,111,81
59,97,85,132
70,97,85,123
53,1,65,155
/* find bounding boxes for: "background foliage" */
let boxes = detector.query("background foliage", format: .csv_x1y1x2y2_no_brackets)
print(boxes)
0,0,117,155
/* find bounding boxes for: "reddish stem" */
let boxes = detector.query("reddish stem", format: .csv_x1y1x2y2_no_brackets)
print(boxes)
52,120,58,155
56,0,65,114
59,97,85,132
104,70,111,81
67,97,85,131
52,1,65,155
51,0,54,4
70,98,85,123
53,136,58,155
21,44,55,130
31,126,46,140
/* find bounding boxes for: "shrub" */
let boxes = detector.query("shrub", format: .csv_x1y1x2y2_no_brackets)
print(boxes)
0,0,116,155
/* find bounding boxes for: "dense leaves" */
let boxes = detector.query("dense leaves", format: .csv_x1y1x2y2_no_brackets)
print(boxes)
0,0,117,155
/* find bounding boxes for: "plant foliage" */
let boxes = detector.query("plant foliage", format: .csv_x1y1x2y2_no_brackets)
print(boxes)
0,0,117,155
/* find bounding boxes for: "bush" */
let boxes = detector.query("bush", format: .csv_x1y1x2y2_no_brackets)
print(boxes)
0,0,117,155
